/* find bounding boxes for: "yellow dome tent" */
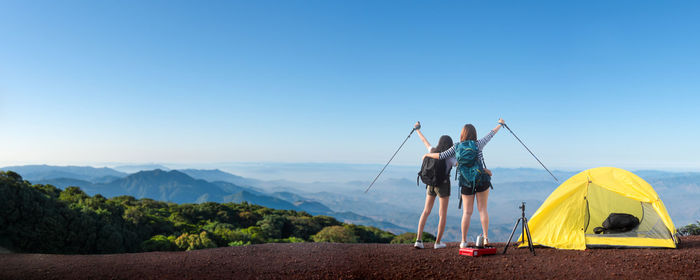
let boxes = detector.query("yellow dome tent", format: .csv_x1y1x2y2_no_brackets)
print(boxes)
519,167,679,250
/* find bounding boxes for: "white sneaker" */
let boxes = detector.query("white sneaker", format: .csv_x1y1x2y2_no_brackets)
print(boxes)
460,241,468,248
434,242,446,249
414,240,424,249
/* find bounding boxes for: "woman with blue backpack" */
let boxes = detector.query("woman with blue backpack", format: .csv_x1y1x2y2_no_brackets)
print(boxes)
413,122,455,249
424,118,504,248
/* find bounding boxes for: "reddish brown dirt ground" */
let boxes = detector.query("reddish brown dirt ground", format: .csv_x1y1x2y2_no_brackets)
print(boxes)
1,236,699,280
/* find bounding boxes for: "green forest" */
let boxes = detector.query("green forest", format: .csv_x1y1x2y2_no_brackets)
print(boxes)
0,171,434,254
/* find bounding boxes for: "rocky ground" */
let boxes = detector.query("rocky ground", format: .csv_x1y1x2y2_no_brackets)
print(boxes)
1,236,698,279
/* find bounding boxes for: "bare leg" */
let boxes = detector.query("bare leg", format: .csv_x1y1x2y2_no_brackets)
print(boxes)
417,193,436,241
476,189,490,239
460,194,475,243
435,196,449,243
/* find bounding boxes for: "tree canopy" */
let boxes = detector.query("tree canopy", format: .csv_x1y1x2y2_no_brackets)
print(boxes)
679,221,700,236
0,171,398,254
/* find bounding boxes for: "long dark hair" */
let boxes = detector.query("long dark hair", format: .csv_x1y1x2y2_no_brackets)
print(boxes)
460,124,477,142
432,135,453,153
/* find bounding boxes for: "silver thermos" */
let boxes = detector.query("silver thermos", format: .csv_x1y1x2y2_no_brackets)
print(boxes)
476,234,485,248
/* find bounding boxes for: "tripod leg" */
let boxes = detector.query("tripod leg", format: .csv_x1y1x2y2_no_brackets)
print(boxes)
522,217,526,248
503,218,521,254
523,217,536,256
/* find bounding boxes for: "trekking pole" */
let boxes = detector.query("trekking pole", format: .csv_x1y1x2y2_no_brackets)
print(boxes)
501,122,559,182
365,122,420,193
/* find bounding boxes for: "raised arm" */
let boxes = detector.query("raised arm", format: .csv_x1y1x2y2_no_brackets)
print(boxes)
493,118,505,133
414,122,432,152
477,118,506,149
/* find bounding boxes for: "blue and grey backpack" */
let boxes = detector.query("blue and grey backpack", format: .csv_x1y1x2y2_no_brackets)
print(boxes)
455,140,491,208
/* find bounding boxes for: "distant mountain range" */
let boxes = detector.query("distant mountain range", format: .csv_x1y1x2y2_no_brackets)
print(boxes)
2,165,127,182
112,164,171,173
179,169,261,188
0,165,411,234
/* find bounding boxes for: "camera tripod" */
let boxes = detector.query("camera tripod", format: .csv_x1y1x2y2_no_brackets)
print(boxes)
503,202,536,255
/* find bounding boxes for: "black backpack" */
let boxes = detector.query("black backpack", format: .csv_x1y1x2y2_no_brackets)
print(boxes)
417,156,447,187
593,213,640,234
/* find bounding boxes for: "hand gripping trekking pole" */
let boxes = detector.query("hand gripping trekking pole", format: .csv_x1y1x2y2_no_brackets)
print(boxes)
365,123,420,193
501,122,559,183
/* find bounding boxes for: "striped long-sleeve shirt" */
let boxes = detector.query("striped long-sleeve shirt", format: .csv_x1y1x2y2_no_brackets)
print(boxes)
438,130,496,167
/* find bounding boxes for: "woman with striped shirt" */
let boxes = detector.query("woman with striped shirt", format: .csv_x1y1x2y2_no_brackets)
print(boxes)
424,118,504,248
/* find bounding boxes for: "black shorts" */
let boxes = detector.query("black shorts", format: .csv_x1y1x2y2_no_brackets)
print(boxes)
460,183,490,196
427,180,451,197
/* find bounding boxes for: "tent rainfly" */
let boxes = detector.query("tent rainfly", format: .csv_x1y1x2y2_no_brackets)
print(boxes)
519,167,679,250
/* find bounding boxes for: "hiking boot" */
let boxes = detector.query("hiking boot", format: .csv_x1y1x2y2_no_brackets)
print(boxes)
434,242,447,249
414,240,424,249
459,241,468,248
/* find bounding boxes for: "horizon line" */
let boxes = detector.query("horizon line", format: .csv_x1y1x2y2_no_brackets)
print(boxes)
2,161,700,173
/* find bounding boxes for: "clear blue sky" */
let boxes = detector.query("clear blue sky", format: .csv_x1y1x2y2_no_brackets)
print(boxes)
1,1,699,170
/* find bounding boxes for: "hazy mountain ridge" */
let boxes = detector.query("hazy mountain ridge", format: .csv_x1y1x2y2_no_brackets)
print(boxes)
105,169,230,203
5,165,409,234
1,165,126,182
112,164,170,173
179,169,261,188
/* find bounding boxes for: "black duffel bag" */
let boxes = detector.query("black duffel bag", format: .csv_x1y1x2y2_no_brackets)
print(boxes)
593,213,640,234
